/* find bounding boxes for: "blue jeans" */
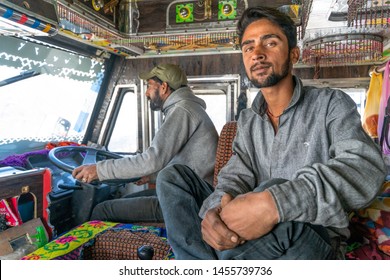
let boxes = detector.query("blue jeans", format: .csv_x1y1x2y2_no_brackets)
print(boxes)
156,164,334,260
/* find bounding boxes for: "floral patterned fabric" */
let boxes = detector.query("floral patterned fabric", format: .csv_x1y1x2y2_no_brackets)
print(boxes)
22,220,118,260
346,181,390,259
21,220,173,260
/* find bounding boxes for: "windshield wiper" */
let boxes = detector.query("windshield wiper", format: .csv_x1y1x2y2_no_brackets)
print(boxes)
0,70,41,87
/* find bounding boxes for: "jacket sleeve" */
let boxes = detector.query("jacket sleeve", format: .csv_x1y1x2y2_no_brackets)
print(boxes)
199,120,256,218
96,106,198,181
268,92,386,228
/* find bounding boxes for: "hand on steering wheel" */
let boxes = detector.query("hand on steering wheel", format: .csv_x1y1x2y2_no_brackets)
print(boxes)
48,146,141,185
72,164,98,184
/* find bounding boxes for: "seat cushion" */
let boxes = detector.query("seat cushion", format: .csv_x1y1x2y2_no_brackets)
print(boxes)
82,228,173,260
213,121,237,187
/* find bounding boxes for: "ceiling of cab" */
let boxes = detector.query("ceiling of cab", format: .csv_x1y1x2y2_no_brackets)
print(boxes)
0,0,389,65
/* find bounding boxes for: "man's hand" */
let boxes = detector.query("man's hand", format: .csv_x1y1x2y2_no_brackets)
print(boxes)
135,176,150,185
219,190,279,240
201,206,243,251
72,164,98,183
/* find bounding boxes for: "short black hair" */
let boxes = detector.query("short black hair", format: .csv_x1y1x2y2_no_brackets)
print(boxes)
237,6,297,51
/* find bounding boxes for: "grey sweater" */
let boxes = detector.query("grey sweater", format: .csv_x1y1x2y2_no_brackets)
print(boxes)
200,76,386,239
97,86,219,185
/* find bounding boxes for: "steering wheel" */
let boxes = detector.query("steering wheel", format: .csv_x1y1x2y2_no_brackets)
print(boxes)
48,146,141,184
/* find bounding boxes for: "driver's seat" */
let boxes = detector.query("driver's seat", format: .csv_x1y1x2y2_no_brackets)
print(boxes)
82,121,238,259
23,121,238,260
79,122,237,257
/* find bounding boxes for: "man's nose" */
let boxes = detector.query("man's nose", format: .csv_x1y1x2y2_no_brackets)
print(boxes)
252,45,266,61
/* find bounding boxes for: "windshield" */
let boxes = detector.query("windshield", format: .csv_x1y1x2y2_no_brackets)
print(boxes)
0,36,105,160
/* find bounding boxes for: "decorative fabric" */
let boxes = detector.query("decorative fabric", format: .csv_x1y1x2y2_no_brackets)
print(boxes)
21,221,174,260
22,220,117,260
0,149,49,169
378,61,390,150
346,240,390,260
346,181,390,259
0,141,81,169
362,70,382,138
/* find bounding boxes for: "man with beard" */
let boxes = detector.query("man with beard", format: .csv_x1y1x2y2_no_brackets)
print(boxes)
72,63,218,223
155,7,386,259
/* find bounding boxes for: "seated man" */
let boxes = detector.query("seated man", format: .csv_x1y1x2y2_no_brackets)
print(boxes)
156,6,387,259
72,63,219,223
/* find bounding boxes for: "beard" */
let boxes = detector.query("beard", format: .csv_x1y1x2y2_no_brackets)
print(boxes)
250,56,290,88
149,89,164,111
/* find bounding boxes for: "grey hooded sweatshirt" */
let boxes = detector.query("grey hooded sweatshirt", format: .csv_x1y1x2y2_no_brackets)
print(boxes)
96,86,219,185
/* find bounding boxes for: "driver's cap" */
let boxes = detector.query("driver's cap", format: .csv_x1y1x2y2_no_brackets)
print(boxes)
139,64,188,90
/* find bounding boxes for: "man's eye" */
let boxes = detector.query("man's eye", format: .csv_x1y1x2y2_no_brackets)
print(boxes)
244,46,253,53
265,41,276,47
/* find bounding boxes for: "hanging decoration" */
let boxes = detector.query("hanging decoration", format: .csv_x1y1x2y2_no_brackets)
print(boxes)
297,0,312,40
347,0,390,28
302,33,383,67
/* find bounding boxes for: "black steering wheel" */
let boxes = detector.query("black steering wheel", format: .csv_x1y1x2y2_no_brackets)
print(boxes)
48,146,141,184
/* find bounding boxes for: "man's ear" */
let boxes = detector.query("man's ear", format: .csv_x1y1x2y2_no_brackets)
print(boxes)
290,47,300,64
162,81,170,94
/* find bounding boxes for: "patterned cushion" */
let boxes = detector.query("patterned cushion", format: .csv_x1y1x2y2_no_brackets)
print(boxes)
82,229,173,260
213,121,237,187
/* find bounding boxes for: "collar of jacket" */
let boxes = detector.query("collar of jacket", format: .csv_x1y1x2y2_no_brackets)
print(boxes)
162,86,206,114
251,75,304,118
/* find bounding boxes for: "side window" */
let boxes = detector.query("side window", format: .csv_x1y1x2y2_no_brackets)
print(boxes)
139,75,240,149
193,90,231,135
99,85,143,154
189,75,240,134
337,88,366,119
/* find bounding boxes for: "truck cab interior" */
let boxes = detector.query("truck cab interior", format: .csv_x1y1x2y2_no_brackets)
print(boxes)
0,0,389,260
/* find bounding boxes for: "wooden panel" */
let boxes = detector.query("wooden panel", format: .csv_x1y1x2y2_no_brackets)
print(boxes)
115,55,372,86
120,53,244,80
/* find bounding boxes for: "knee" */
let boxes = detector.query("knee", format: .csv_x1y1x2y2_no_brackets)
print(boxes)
156,164,181,195
157,164,182,181
90,201,107,221
156,164,192,198
156,164,191,185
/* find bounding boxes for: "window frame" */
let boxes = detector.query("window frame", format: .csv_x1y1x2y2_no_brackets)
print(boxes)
142,74,241,144
98,83,145,154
